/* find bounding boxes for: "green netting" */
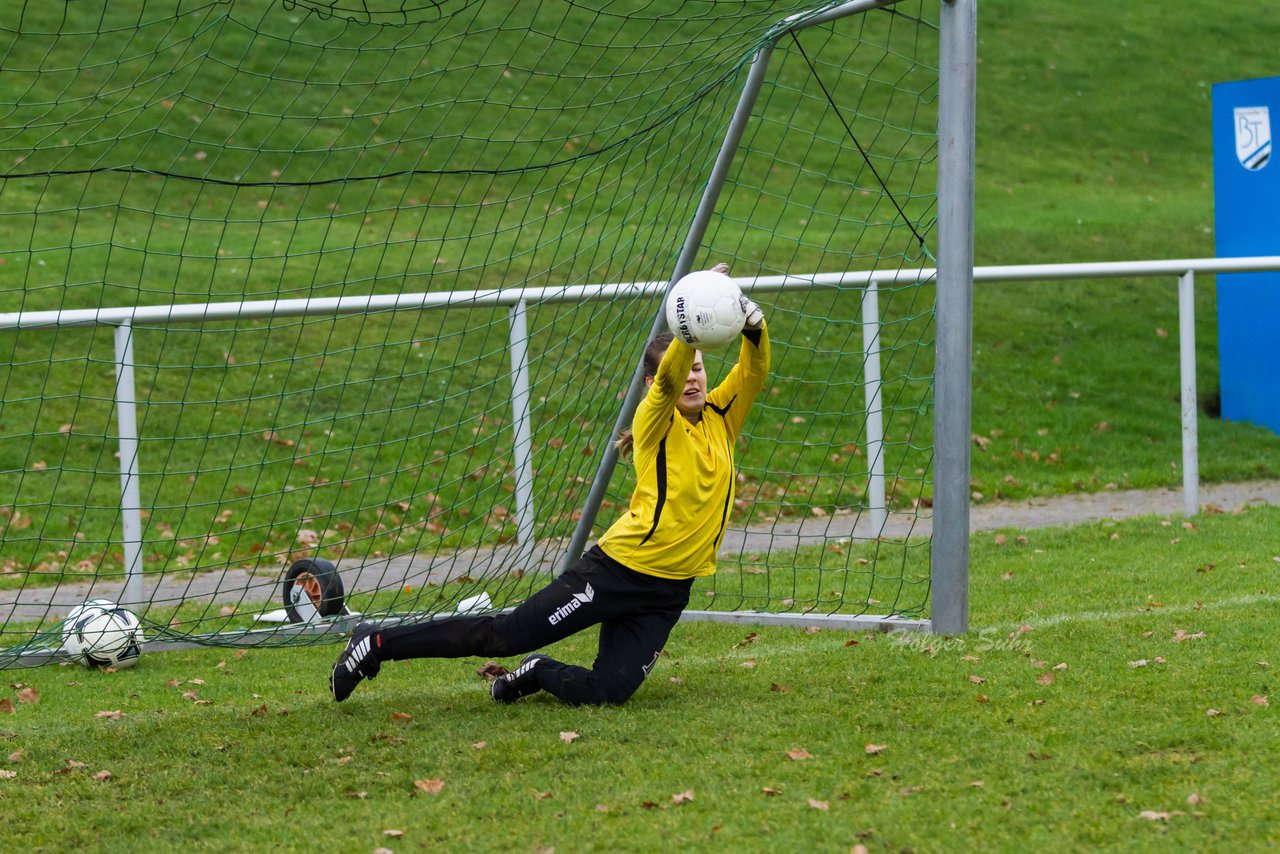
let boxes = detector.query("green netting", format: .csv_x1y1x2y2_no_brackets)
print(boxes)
0,0,939,665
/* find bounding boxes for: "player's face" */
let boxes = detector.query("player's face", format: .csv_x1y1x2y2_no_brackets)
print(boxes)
674,351,706,419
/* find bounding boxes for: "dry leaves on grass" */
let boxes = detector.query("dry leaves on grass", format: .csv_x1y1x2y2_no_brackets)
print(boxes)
770,683,791,694
1172,628,1206,643
475,661,509,681
91,770,112,782
559,731,580,744
390,711,413,723
807,798,829,811
95,710,125,720
0,770,15,780
1138,809,1185,821
864,743,887,756
0,699,15,715
786,747,813,761
671,790,694,805
16,688,37,705
413,779,445,796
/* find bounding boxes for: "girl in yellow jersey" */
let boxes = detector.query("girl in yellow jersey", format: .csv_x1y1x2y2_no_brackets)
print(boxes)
332,277,768,706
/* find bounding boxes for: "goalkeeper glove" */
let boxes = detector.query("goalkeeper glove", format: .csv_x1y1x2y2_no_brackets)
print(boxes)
739,294,764,330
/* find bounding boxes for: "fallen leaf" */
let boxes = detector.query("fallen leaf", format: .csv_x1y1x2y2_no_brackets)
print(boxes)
251,704,268,717
595,803,609,812
761,786,782,796
1171,628,1206,643
0,700,14,714
0,770,15,780
534,791,555,800
733,632,759,649
390,711,413,722
739,659,757,669
1250,695,1269,707
1036,672,1055,686
560,731,580,744
92,770,112,782
1138,809,1184,821
864,743,887,756
770,683,792,694
1187,793,1207,807
1206,708,1223,717
383,830,405,838
413,778,445,795
472,741,487,750
807,798,829,811
671,789,694,805
475,661,509,681
1128,659,1149,668
182,691,200,702
669,676,683,684
7,750,21,762
786,747,814,761
1052,662,1068,671
16,688,38,704
95,710,125,719
968,675,986,684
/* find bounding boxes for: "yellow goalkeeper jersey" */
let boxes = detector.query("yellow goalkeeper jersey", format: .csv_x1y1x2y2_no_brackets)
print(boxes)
598,324,770,580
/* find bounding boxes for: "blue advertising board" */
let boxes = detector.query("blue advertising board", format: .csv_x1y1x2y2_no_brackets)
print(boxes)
1213,76,1280,432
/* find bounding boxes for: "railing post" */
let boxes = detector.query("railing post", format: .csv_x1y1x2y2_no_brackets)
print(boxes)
508,299,537,563
1178,270,1199,517
861,280,886,534
112,321,145,608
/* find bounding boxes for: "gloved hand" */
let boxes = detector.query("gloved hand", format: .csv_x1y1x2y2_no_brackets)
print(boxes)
739,294,764,330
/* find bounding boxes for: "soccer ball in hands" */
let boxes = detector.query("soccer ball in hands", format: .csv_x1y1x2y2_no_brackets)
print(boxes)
665,269,747,350
62,601,146,669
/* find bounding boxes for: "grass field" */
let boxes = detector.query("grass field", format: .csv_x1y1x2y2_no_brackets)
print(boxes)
5,506,1277,851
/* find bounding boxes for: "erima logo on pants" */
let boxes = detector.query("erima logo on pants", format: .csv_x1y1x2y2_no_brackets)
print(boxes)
548,583,594,625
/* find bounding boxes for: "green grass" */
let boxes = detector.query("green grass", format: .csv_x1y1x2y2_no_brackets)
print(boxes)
4,506,1278,850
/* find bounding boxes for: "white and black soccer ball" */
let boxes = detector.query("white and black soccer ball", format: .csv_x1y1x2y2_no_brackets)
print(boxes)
665,269,747,350
62,601,146,669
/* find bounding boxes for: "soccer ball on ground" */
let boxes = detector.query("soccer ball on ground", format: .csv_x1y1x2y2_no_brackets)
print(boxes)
62,601,146,669
665,269,747,350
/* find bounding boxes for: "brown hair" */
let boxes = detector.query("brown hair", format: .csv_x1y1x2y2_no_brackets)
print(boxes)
614,332,676,458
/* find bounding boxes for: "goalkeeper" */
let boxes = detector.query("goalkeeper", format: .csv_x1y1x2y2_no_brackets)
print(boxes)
331,271,769,706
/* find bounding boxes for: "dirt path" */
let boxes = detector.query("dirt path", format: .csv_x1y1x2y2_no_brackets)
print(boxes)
9,480,1280,623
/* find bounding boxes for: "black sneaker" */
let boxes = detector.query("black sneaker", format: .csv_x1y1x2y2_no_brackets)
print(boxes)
331,622,382,702
491,653,549,704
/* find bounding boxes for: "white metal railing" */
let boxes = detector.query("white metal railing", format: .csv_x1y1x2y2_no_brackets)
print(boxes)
3,255,1279,604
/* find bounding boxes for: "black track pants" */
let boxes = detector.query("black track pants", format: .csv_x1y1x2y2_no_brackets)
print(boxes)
376,546,694,705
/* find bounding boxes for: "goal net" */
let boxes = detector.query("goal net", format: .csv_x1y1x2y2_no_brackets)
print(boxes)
0,0,943,665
